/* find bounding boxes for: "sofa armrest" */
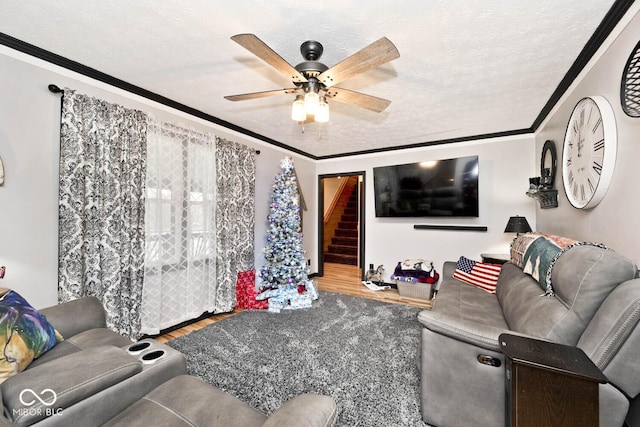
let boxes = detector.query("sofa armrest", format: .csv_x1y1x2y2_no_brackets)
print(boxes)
441,261,457,281
39,296,108,338
418,309,525,352
262,394,338,427
2,345,142,426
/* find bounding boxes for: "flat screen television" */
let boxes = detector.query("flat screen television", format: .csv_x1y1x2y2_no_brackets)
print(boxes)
373,156,479,217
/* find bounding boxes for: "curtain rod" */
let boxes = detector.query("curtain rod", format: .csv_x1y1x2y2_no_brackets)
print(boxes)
48,84,63,94
47,83,260,155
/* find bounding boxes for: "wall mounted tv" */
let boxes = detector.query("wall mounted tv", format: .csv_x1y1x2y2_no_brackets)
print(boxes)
373,156,479,217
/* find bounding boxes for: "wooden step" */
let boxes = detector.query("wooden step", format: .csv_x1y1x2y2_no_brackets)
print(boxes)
328,244,358,256
324,253,358,265
334,228,358,238
338,221,358,229
332,236,358,246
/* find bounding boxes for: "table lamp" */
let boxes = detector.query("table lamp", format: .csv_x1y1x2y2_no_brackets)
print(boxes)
504,216,531,237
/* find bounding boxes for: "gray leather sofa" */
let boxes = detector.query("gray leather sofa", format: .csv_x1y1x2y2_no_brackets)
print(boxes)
418,245,640,427
0,297,337,427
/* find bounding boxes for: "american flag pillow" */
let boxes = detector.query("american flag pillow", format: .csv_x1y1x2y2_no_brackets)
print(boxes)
452,256,502,294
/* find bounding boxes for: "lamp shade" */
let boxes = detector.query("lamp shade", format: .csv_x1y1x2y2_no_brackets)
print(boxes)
315,97,329,123
304,91,319,115
291,95,306,121
504,216,532,234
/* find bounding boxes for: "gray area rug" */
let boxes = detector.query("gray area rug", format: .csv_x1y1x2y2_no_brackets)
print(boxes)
167,291,429,426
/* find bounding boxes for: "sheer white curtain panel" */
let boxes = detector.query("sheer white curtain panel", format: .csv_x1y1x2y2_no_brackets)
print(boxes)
141,119,217,335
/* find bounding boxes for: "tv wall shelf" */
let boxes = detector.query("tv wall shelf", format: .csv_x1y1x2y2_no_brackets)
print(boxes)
414,225,488,232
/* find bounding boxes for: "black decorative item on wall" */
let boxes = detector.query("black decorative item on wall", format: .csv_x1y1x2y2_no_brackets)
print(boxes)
526,140,558,208
540,139,557,189
621,40,640,117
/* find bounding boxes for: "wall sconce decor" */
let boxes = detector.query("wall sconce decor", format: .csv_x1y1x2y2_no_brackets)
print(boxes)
526,140,558,208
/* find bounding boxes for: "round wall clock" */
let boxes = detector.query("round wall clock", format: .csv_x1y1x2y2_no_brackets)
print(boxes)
562,96,617,209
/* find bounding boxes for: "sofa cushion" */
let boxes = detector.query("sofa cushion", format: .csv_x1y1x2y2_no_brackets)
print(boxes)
39,296,108,339
577,279,640,398
2,345,142,426
28,328,133,369
0,289,63,382
419,278,509,350
498,246,638,345
497,263,570,341
262,393,338,427
103,375,267,427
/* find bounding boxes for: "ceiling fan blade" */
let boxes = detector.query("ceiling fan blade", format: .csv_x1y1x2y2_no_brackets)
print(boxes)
231,34,307,83
224,88,298,101
326,87,391,112
318,37,400,87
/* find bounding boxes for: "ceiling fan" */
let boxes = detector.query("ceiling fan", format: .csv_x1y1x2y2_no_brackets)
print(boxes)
224,34,400,123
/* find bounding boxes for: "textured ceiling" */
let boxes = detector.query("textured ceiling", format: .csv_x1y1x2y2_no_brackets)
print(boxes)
0,0,623,158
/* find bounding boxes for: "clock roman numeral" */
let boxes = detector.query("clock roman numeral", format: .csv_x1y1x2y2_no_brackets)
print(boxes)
588,177,595,193
593,139,604,151
568,170,574,185
592,117,602,134
593,161,602,175
580,184,585,201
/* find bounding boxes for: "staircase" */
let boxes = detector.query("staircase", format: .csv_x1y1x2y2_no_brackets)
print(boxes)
324,178,359,265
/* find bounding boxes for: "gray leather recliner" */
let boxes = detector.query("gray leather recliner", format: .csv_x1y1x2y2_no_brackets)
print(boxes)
419,245,640,427
0,297,337,427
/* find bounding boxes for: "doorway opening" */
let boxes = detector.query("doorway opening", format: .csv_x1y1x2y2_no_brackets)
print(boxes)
317,172,365,280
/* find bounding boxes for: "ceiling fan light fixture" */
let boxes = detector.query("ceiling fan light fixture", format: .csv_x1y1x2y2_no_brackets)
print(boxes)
304,90,320,115
291,95,306,121
315,96,329,123
226,34,399,124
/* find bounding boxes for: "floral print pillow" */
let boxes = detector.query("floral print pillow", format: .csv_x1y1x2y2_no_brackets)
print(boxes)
0,288,63,382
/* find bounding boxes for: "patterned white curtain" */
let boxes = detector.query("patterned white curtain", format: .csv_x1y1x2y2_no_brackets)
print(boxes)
141,119,217,335
58,88,147,339
215,137,256,312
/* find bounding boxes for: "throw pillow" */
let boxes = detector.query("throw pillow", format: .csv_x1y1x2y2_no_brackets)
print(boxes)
452,256,502,294
0,288,63,382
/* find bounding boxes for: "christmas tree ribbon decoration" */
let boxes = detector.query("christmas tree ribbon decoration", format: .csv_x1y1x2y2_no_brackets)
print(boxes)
258,157,317,312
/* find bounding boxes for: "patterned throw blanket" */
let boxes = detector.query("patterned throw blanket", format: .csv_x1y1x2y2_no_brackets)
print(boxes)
510,233,608,296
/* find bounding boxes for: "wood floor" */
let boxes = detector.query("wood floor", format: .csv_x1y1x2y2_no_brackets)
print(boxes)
155,262,432,344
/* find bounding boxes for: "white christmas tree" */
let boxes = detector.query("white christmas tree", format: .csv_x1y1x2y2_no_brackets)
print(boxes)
257,157,317,312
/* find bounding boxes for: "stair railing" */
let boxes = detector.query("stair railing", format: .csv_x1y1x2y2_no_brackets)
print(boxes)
324,177,350,224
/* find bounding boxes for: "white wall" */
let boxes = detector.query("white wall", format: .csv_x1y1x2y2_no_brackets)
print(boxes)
5,4,639,307
0,47,317,308
535,7,640,265
322,177,342,217
316,136,537,281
